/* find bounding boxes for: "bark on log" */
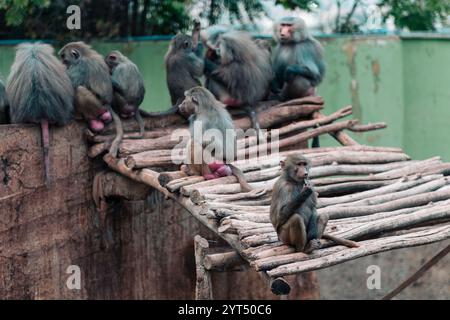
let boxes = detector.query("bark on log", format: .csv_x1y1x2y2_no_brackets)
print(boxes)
266,225,450,277
313,111,359,146
322,186,450,219
158,171,188,187
204,251,246,271
334,204,450,240
234,104,324,130
318,175,442,208
276,105,353,137
194,235,213,300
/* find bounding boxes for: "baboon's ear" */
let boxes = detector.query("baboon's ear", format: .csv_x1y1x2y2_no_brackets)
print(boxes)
192,95,198,104
280,160,285,169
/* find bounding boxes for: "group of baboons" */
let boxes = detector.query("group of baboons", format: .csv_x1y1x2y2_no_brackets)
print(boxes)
0,16,359,253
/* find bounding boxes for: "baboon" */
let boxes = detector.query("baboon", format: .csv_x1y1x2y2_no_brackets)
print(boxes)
165,32,204,108
105,50,146,137
203,31,273,131
178,86,252,191
270,154,358,253
7,43,74,187
272,17,325,101
59,41,122,157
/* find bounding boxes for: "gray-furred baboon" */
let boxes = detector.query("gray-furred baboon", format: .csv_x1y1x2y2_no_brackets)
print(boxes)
0,78,8,124
178,86,252,191
270,154,358,253
105,50,146,137
272,17,325,101
6,43,74,187
203,31,273,131
165,32,204,108
59,41,122,157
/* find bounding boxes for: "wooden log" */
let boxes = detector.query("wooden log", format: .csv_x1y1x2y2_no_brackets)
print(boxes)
312,158,443,185
310,151,410,166
120,131,189,156
238,227,276,239
335,204,450,240
267,225,450,277
234,104,324,130
233,147,405,171
322,187,450,219
336,177,449,207
203,189,268,203
276,105,353,137
244,244,294,260
258,272,291,296
194,235,213,300
316,179,394,197
318,175,442,208
124,153,183,169
102,154,171,198
349,122,387,132
166,176,206,192
158,171,188,187
190,178,278,199
242,233,279,247
180,167,278,196
313,111,359,146
309,161,416,179
335,199,450,224
253,245,346,271
218,219,272,234
241,119,360,158
208,203,269,212
204,251,246,271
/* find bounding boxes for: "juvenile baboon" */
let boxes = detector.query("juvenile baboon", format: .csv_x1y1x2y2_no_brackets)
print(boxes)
105,50,146,137
178,86,252,191
270,154,358,253
203,31,273,131
272,17,325,101
59,42,122,157
7,43,74,186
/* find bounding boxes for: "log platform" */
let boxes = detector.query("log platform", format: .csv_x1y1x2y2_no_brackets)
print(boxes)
91,96,450,297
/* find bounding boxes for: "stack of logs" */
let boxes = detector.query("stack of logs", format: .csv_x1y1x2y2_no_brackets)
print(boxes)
94,96,450,293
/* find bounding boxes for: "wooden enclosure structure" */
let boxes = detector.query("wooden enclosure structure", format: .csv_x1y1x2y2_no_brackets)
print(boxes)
1,96,449,299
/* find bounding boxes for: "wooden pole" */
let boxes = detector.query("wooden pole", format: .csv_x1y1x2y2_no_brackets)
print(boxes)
194,235,213,300
381,244,450,300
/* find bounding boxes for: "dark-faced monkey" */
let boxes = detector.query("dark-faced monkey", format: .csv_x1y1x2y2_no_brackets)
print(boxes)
164,32,204,108
0,78,9,124
59,42,123,157
105,50,146,137
6,43,74,187
178,86,252,191
272,17,325,101
203,31,273,131
270,154,358,253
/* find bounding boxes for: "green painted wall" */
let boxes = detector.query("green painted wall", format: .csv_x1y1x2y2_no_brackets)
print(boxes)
0,36,449,161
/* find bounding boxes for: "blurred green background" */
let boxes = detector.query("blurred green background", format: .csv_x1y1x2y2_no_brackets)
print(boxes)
1,34,449,161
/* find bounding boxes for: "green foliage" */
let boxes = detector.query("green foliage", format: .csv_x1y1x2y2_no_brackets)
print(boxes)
378,0,450,31
275,0,318,11
0,0,50,26
201,0,265,25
